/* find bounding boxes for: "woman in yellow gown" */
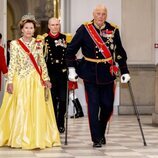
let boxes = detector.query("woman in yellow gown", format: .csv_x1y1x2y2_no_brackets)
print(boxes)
0,14,61,149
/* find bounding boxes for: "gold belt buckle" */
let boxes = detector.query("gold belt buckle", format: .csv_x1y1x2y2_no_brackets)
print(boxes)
101,59,105,63
97,59,106,63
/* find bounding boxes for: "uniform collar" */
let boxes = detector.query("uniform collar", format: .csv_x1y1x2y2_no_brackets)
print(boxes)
94,22,106,30
48,32,60,38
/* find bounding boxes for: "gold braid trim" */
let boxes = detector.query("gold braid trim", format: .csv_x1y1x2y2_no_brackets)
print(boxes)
36,33,48,57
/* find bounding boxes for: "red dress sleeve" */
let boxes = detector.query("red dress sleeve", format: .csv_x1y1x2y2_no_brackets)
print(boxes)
0,46,8,90
0,46,8,74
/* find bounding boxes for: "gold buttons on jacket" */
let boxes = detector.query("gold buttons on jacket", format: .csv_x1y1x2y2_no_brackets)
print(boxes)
62,69,67,72
117,55,122,60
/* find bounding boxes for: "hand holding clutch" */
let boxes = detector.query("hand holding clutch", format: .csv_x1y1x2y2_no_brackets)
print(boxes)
44,80,51,102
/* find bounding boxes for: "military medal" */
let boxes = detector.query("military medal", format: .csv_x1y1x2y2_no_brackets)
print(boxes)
110,44,114,50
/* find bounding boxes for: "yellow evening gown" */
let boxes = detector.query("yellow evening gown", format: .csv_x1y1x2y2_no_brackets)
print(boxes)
0,38,61,149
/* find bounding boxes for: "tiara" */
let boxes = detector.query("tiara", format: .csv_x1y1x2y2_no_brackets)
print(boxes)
21,13,36,22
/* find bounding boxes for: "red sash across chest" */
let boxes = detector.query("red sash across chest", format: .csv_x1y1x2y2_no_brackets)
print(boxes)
84,23,119,76
17,39,45,86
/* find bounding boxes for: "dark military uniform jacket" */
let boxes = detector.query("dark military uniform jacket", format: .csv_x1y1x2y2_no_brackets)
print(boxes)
45,32,67,76
66,21,129,84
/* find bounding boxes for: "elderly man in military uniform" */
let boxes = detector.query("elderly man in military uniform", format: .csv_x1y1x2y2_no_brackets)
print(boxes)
44,18,67,133
66,4,131,147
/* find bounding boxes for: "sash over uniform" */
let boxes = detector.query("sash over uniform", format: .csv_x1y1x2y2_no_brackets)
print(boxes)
65,21,129,145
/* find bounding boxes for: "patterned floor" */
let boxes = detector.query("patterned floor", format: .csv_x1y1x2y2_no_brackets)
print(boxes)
1,115,158,158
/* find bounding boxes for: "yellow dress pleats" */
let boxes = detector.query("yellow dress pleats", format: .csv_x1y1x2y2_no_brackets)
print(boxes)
0,71,61,149
0,38,61,149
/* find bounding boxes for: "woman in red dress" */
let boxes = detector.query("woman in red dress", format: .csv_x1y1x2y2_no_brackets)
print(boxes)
0,33,8,91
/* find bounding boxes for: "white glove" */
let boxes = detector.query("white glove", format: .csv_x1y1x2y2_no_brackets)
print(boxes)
121,73,131,83
68,67,78,82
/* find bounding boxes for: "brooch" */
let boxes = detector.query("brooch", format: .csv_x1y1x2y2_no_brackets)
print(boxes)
55,39,67,48
35,39,42,49
102,29,113,38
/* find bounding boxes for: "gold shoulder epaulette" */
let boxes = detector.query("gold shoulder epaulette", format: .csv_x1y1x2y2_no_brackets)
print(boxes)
83,21,92,25
42,33,48,38
110,22,119,29
36,34,45,41
64,33,73,43
36,33,48,42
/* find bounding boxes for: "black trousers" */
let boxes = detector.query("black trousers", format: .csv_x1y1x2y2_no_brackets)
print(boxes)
49,73,67,128
84,81,115,143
